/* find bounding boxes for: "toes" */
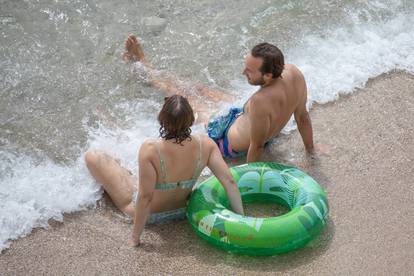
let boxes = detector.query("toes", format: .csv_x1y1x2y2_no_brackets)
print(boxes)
129,34,138,43
123,34,143,62
125,34,136,46
125,39,131,50
127,35,140,48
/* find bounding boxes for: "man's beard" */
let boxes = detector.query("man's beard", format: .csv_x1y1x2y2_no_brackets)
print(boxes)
249,76,265,86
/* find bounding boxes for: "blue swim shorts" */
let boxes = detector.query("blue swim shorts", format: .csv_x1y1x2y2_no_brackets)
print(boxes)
206,107,246,159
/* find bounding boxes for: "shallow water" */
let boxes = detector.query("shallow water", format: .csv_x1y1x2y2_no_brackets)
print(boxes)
1,0,414,251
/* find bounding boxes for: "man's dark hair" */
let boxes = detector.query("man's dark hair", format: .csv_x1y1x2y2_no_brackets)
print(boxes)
251,42,285,79
158,95,194,144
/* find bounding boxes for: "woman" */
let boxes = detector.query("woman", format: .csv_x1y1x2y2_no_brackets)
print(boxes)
85,95,244,246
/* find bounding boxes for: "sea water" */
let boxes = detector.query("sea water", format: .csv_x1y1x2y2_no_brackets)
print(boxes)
1,0,413,251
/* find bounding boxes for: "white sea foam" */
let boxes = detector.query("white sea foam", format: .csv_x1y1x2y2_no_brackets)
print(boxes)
0,105,156,252
0,153,101,252
294,14,414,105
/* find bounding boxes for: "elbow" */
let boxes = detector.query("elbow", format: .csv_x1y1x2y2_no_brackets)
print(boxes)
228,177,238,189
255,144,265,150
224,176,238,191
228,178,241,196
250,142,265,153
247,143,265,162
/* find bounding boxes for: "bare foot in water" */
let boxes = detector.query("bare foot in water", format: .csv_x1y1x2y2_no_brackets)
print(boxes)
122,34,145,63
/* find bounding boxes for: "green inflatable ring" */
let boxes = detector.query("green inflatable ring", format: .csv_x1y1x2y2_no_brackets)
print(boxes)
187,162,329,256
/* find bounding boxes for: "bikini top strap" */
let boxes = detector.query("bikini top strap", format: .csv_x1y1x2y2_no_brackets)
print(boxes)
155,141,167,184
192,135,202,179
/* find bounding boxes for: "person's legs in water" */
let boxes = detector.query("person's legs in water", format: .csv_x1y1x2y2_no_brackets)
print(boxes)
122,34,234,124
122,35,245,158
85,150,136,217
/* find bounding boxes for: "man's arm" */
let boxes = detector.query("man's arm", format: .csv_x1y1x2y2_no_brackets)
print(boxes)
294,104,314,153
247,99,270,163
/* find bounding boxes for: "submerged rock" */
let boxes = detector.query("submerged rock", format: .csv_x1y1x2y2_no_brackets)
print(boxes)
141,16,167,35
0,16,17,25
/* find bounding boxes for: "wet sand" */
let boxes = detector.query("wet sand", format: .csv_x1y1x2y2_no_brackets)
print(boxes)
1,71,413,275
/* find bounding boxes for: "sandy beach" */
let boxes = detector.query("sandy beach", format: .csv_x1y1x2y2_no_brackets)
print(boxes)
1,71,413,275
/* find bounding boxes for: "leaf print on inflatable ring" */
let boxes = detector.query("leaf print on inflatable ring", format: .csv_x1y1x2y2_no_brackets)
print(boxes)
262,170,292,204
237,171,261,195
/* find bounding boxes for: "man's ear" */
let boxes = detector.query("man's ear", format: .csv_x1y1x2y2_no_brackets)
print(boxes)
263,73,273,82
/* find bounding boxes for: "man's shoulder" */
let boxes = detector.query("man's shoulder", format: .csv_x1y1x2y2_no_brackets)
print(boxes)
251,85,281,104
248,93,270,116
284,63,301,73
251,88,270,101
283,64,305,81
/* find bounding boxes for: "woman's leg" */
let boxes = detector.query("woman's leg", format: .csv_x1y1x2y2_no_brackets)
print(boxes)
85,150,136,217
122,35,234,124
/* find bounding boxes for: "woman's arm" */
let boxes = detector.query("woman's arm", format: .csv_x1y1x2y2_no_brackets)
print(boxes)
206,139,244,215
129,143,157,246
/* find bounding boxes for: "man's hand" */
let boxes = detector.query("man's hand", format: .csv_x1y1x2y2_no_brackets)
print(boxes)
128,236,140,247
306,143,330,157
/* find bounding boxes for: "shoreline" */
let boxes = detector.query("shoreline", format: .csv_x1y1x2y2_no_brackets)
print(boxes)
1,71,413,275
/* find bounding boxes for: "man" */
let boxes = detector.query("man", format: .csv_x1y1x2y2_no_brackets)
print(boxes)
123,35,315,162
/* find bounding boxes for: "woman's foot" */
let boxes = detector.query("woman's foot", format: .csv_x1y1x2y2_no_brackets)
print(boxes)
122,34,145,63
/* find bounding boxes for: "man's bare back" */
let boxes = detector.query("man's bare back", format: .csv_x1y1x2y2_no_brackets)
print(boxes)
223,43,313,162
228,64,309,152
